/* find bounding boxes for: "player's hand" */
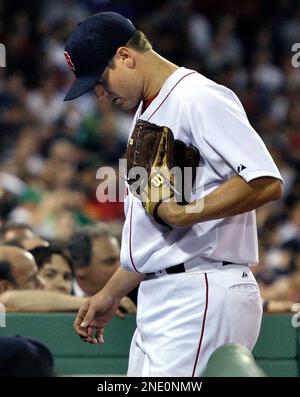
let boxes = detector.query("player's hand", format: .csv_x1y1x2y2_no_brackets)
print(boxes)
73,292,120,344
116,296,137,319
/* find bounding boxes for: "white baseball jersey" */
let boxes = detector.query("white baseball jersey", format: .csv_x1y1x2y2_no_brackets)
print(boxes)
120,67,282,274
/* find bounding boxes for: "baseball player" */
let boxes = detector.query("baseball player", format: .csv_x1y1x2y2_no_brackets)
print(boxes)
64,12,283,376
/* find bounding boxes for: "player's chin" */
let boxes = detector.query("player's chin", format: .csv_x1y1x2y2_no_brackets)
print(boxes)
120,102,133,111
121,98,140,112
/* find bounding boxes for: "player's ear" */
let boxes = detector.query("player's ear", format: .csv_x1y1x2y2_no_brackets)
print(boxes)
116,47,135,69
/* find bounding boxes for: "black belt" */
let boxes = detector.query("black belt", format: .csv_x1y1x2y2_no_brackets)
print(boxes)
146,261,235,276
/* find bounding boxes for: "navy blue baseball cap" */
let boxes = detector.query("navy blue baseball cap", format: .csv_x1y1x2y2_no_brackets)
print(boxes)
0,336,55,376
64,12,136,101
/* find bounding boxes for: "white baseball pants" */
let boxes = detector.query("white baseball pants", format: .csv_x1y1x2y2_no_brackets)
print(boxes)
127,264,262,377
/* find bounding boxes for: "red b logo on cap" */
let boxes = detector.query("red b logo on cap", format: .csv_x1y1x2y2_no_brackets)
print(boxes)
64,51,75,72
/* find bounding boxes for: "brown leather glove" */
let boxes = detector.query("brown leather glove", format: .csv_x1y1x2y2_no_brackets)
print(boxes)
124,119,200,226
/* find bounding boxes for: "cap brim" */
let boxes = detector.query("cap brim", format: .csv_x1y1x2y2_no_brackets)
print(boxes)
64,70,103,101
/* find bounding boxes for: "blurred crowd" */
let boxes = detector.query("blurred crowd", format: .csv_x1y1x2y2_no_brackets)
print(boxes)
0,0,300,310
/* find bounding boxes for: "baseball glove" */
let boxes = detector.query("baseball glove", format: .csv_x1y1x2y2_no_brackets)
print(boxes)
124,119,200,226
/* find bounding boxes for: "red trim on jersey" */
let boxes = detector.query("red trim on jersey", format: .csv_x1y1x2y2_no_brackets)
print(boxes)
147,71,196,121
129,199,140,273
142,91,160,113
128,71,196,273
192,273,209,377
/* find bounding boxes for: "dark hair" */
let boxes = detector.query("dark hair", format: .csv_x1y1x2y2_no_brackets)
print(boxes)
0,259,16,285
67,234,92,268
68,223,111,268
29,244,74,275
108,30,152,69
126,30,152,52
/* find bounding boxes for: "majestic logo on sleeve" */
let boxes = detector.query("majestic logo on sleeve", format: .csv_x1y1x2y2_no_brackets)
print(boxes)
237,164,246,173
64,51,75,72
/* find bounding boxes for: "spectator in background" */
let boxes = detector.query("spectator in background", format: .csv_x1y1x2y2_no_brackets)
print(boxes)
30,244,73,295
0,222,49,250
0,245,44,292
68,223,121,296
68,223,137,309
0,222,34,244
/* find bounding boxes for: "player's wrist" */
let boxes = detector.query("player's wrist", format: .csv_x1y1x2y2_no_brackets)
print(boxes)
157,201,186,227
158,198,207,227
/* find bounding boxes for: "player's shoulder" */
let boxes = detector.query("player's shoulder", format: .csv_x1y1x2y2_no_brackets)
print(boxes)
176,67,236,106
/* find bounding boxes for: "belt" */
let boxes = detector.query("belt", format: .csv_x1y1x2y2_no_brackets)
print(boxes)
146,261,235,276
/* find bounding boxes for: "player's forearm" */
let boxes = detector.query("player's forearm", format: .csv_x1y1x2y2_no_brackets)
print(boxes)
101,266,144,301
0,290,87,312
158,176,282,228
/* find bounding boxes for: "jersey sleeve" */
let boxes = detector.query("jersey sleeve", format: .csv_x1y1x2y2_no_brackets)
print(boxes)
185,83,283,183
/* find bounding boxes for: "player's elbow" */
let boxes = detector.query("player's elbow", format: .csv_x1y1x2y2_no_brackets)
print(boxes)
266,178,283,202
249,177,283,203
